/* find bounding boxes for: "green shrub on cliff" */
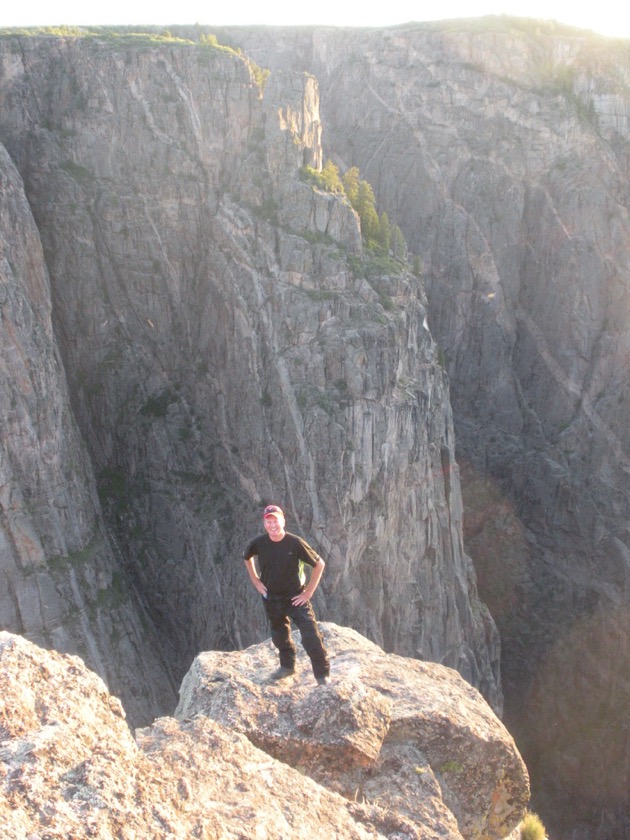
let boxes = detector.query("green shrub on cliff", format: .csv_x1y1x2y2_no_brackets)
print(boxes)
301,160,344,194
342,165,406,256
302,161,407,258
520,811,546,840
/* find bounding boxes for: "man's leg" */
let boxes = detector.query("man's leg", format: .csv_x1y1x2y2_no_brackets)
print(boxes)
290,601,330,679
264,599,296,671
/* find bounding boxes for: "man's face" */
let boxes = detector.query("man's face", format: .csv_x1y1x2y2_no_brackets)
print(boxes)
263,514,285,539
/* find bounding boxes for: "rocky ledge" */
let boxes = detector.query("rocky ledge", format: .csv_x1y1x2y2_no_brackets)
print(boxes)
1,625,528,839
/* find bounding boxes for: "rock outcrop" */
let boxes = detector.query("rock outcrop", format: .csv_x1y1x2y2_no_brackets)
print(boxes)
0,627,528,840
0,26,500,730
176,623,529,840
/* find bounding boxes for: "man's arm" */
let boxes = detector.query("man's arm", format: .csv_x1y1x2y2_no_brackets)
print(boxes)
291,557,325,606
244,556,268,597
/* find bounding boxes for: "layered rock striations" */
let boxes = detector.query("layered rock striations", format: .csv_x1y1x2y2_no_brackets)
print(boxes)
0,27,500,738
0,628,529,840
220,19,630,839
0,142,175,725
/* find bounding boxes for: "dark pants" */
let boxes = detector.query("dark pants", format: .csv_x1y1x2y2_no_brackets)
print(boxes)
264,593,329,679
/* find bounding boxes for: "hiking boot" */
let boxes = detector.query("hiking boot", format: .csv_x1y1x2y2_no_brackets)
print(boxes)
270,666,295,681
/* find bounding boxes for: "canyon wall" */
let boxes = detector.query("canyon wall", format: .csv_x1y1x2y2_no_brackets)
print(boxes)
0,27,500,738
0,139,175,725
3,19,630,837
221,19,630,840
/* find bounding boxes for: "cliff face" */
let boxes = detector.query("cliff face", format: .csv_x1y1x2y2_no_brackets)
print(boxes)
220,20,630,839
0,141,174,725
0,28,500,735
4,20,630,837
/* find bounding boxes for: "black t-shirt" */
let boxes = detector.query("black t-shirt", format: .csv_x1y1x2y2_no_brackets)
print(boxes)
243,532,321,596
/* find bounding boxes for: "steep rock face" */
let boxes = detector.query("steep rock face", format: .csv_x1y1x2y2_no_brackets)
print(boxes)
0,628,528,840
0,31,500,727
0,142,175,725
219,20,630,839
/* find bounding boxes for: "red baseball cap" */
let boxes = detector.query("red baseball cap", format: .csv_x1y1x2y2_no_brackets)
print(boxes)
263,505,284,519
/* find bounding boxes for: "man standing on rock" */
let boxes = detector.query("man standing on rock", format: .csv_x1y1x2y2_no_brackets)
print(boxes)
244,505,330,685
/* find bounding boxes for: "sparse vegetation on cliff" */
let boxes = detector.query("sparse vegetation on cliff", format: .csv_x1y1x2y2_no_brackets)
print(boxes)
301,160,408,261
301,160,345,194
0,26,271,94
0,26,193,44
520,811,546,840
